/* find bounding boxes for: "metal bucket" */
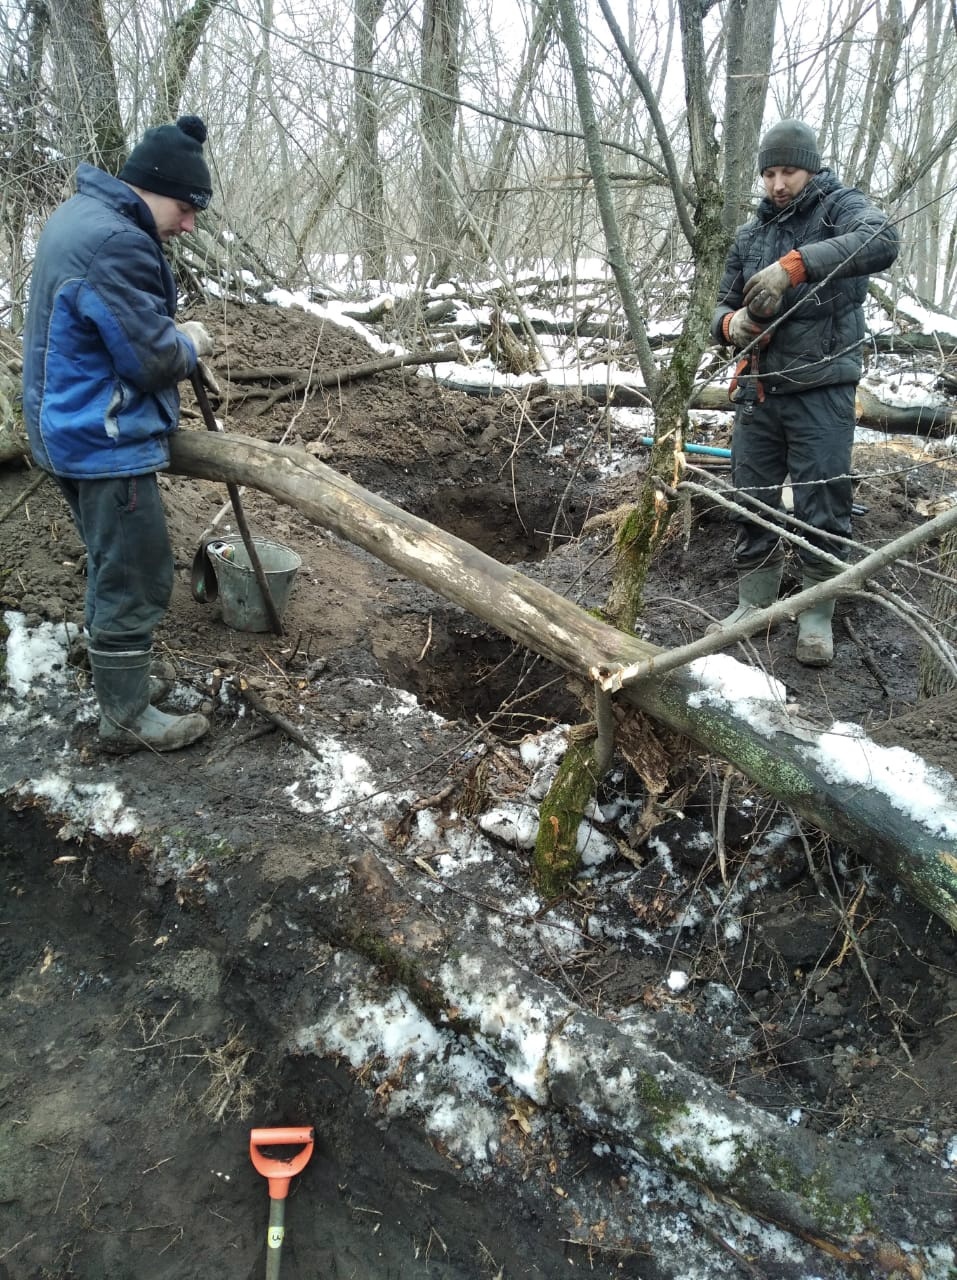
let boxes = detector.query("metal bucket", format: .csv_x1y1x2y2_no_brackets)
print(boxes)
206,538,301,633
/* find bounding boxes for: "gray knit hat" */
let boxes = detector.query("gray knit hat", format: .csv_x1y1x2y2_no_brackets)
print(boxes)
757,120,821,174
119,115,212,210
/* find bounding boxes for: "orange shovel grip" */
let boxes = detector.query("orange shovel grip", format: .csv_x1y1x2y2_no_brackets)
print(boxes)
249,1126,315,1200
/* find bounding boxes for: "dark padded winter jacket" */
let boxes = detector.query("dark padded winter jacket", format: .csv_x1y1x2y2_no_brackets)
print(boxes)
712,169,899,395
22,164,198,479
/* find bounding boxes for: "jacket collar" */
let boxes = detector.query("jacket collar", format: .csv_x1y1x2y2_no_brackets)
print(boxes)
75,162,162,243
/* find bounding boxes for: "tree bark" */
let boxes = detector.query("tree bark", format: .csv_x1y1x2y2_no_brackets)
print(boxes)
919,526,957,698
354,0,387,280
855,383,957,435
720,0,776,231
418,0,463,285
43,0,126,173
167,429,957,930
556,0,659,395
465,0,557,257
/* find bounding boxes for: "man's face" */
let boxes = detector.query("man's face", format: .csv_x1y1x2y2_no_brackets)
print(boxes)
762,166,812,208
131,188,198,241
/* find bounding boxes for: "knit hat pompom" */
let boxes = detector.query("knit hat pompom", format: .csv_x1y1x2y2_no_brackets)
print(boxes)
757,120,821,175
119,114,213,210
175,114,208,145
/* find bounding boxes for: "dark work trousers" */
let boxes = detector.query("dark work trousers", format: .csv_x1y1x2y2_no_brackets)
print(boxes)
730,382,855,570
55,473,174,653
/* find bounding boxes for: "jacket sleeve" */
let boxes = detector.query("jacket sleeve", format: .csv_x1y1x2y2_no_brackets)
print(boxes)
798,188,900,283
711,232,747,344
76,228,197,394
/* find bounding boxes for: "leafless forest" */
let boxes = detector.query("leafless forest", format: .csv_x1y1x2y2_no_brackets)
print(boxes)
3,0,957,320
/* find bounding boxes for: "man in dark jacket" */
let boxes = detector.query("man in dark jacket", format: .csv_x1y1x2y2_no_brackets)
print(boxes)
709,120,900,665
22,116,215,752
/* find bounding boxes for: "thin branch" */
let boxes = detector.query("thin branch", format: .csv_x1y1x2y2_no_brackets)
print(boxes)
594,494,957,691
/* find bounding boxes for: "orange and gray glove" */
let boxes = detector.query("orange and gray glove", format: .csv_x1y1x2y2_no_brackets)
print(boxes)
726,308,767,349
742,251,807,318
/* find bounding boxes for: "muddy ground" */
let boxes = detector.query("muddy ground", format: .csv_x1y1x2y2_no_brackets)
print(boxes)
1,298,956,1279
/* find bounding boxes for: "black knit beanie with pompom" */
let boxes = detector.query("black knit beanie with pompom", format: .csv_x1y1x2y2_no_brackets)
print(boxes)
119,115,213,210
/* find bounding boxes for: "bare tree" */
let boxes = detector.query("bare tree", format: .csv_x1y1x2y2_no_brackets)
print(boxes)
465,0,558,257
354,0,387,280
151,0,220,125
1,0,51,330
720,0,776,231
418,0,463,284
43,0,126,172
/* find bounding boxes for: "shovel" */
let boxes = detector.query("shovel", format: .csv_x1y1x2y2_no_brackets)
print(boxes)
249,1125,315,1280
188,368,284,635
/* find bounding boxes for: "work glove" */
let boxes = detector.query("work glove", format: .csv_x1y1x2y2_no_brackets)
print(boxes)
727,308,766,349
742,261,789,318
176,320,214,357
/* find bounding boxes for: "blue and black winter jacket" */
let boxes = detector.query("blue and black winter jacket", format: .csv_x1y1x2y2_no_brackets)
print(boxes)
712,170,900,395
22,164,198,479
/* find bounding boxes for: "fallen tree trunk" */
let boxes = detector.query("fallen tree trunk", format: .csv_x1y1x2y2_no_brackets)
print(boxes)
341,851,950,1268
856,383,957,435
433,374,957,434
168,429,957,929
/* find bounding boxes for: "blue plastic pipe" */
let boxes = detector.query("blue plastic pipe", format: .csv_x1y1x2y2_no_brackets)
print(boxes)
638,436,731,458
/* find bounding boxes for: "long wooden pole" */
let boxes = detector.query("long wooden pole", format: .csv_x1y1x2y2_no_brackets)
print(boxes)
168,429,957,929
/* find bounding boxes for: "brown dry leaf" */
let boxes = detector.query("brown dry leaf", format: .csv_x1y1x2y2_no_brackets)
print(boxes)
506,1095,535,1136
914,495,956,518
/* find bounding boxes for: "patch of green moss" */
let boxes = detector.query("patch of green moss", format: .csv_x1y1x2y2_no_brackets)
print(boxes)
347,926,454,1027
534,736,604,898
636,1071,687,1127
740,1142,873,1235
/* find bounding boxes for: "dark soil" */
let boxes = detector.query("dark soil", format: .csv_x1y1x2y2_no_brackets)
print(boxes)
1,298,956,1279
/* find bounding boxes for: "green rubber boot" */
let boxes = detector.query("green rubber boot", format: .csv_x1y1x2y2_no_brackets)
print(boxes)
70,632,174,703
796,569,837,667
89,648,209,754
706,561,783,635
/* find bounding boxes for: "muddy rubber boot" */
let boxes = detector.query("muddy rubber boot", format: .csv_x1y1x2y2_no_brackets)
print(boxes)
795,572,836,667
705,562,783,635
89,648,209,754
70,632,174,703
148,658,176,703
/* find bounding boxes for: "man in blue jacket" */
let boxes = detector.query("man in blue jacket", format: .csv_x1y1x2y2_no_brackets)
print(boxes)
709,120,900,665
22,116,215,752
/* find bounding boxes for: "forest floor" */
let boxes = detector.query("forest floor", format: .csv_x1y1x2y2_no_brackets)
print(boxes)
1,298,956,1280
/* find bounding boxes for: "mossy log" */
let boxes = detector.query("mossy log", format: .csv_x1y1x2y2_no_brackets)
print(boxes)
168,429,957,930
342,851,951,1268
533,725,604,897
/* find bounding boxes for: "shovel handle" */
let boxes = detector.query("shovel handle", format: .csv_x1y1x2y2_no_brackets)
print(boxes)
250,1126,315,1200
189,369,284,635
265,1196,286,1280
